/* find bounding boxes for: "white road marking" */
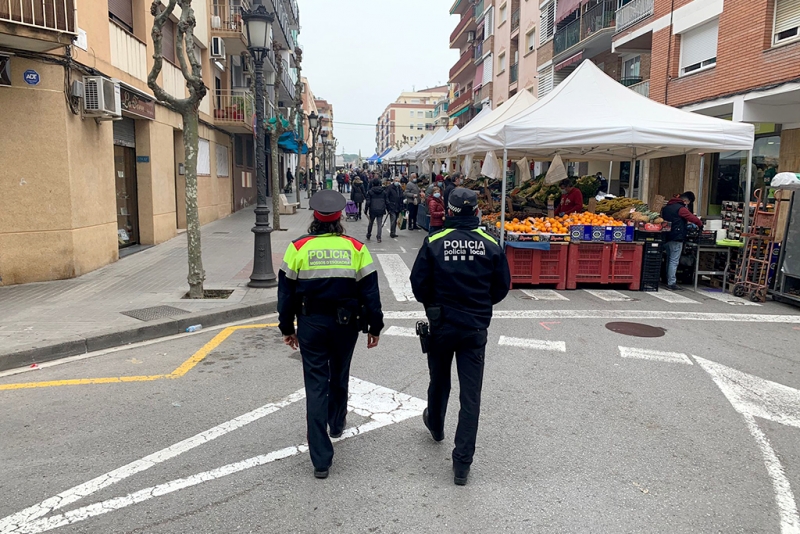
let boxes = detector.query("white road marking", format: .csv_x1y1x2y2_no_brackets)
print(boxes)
694,357,800,429
584,289,634,302
0,388,306,532
520,289,570,301
377,254,416,302
695,289,762,307
382,310,800,323
618,346,693,365
646,291,700,304
383,326,417,338
1,378,425,534
499,336,566,353
399,246,407,254
695,356,800,533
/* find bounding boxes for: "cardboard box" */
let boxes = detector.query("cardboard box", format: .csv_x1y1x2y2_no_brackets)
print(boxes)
569,225,593,242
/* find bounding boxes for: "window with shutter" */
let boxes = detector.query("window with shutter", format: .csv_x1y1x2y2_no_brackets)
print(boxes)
108,0,133,32
679,19,718,75
485,7,494,37
538,65,554,96
774,0,800,44
162,18,177,64
539,1,556,45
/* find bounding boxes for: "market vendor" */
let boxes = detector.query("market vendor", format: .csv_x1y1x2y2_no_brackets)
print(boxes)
557,178,584,216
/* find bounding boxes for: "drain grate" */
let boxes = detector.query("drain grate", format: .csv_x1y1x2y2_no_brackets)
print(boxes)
121,305,191,322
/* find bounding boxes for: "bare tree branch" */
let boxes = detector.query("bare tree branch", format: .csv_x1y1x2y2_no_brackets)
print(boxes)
148,0,182,111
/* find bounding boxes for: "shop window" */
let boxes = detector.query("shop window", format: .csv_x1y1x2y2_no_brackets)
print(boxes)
679,19,718,75
198,139,211,176
709,135,781,211
108,0,133,33
774,0,800,45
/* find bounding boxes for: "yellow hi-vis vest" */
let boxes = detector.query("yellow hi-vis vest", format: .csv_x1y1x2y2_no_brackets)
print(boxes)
280,233,377,282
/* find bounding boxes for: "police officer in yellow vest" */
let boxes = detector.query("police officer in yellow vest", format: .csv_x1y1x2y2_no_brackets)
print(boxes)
278,189,384,479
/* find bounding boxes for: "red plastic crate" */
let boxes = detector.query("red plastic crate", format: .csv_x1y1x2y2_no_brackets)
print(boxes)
505,244,568,289
566,243,643,290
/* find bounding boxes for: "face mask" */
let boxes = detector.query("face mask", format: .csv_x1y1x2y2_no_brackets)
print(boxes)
560,188,567,194
412,179,417,183
433,193,441,198
437,182,443,187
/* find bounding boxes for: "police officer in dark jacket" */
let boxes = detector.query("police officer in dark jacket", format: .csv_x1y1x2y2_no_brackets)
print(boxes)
409,187,511,486
278,190,384,479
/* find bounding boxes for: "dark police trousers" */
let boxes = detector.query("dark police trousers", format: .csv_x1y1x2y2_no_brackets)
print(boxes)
297,314,359,470
426,321,488,468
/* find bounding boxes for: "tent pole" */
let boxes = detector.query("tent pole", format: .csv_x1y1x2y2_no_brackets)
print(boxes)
697,154,705,215
743,150,753,238
500,148,509,249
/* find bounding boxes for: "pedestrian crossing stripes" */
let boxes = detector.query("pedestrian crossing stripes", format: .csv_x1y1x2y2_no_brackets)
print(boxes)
376,254,416,302
520,289,570,301
646,291,701,304
498,336,566,353
619,346,693,365
583,289,634,302
696,289,762,307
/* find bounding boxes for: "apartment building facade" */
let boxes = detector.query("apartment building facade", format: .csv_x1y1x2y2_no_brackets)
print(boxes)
492,0,540,106
611,0,800,213
314,98,335,173
375,87,449,154
0,0,301,285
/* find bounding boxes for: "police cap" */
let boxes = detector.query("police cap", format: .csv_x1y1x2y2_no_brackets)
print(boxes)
447,187,478,216
309,189,346,217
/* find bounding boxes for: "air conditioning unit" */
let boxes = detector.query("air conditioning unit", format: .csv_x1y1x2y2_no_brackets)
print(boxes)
211,15,221,29
82,76,121,118
467,31,476,42
211,36,226,59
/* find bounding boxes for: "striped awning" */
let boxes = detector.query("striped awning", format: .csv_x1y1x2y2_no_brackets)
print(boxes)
556,51,583,71
556,0,586,24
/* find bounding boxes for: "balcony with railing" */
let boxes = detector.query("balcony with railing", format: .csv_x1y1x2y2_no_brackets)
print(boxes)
450,9,475,46
511,9,520,34
449,89,473,115
272,0,296,50
280,60,296,102
554,0,616,55
213,89,255,133
211,0,250,55
0,0,76,51
509,63,519,85
627,79,649,98
616,0,654,33
476,81,493,103
474,0,485,22
449,46,474,82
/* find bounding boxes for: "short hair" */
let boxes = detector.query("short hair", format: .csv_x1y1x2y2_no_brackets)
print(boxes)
372,179,381,187
681,191,696,203
559,178,574,188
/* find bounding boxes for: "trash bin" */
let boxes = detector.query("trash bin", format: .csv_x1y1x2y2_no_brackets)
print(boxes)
325,177,333,190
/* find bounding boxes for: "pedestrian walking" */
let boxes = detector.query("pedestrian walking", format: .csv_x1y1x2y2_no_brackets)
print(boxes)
350,176,366,220
344,173,351,193
278,189,384,480
336,173,345,193
404,173,421,231
365,179,388,243
410,187,511,486
661,191,703,290
427,186,445,235
386,177,404,239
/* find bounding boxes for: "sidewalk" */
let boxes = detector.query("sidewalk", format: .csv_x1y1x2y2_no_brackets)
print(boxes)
0,192,313,371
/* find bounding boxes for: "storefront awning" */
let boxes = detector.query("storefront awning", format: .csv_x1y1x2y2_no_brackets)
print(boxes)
556,0,586,24
556,51,583,71
450,106,471,120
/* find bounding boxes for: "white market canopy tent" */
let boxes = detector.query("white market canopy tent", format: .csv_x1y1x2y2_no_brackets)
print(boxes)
465,60,755,161
430,106,494,159
436,90,539,158
427,125,461,161
404,127,449,162
379,146,400,163
386,143,413,163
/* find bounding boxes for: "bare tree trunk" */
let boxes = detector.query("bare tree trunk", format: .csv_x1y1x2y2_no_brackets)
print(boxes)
148,0,207,298
270,129,281,231
183,110,205,297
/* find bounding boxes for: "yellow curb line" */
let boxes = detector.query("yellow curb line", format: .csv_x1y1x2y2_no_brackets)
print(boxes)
0,324,278,391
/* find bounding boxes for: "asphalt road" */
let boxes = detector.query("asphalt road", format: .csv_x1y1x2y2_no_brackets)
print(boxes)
2,217,800,534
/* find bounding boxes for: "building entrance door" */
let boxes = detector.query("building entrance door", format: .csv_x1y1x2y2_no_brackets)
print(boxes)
114,145,139,247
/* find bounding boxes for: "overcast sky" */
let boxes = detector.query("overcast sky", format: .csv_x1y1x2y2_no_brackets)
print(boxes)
299,0,459,157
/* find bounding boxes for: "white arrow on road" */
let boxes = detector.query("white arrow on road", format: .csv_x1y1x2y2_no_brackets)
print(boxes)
695,356,800,534
0,378,425,534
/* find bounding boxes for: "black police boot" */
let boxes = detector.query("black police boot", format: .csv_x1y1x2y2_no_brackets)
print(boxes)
453,465,470,486
423,408,444,442
314,466,330,479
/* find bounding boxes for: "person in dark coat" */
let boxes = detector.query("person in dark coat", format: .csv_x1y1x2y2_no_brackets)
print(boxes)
427,186,446,235
661,192,703,290
366,179,388,243
385,177,404,239
350,177,367,220
404,173,422,231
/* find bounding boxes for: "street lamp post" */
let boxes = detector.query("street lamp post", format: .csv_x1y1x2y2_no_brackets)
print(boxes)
320,130,328,190
307,111,320,203
243,2,278,289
